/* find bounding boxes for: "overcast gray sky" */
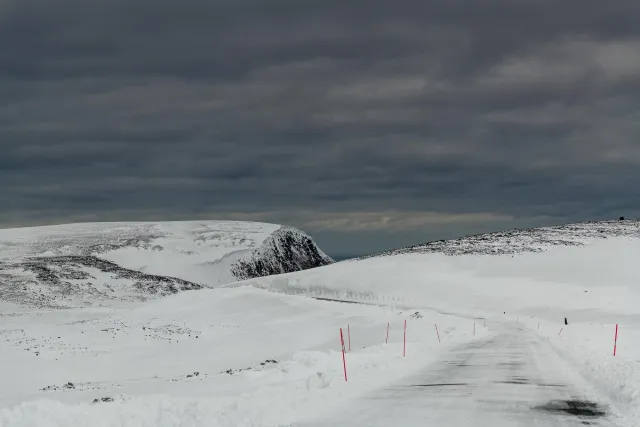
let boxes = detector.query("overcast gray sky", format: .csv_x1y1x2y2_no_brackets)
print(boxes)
2,0,639,257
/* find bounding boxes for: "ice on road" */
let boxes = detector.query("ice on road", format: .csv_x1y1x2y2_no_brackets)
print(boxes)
298,323,624,427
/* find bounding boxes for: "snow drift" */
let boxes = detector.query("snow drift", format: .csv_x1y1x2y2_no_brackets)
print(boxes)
0,221,332,308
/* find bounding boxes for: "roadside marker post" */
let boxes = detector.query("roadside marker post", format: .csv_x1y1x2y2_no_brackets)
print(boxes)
385,322,389,344
435,324,441,343
339,328,348,381
558,327,563,336
403,320,407,357
613,324,619,356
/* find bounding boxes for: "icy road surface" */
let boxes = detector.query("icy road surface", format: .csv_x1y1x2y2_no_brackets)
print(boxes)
298,323,626,427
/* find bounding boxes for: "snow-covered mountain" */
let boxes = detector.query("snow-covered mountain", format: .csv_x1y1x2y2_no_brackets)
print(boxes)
0,221,332,308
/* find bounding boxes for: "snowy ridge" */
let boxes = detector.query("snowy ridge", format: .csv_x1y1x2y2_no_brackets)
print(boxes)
0,256,202,309
0,221,331,308
230,226,333,280
355,219,640,259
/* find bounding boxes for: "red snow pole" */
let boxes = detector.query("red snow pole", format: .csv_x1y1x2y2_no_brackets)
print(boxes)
348,324,351,352
435,324,441,343
340,328,347,381
385,322,389,344
613,324,619,356
403,320,407,357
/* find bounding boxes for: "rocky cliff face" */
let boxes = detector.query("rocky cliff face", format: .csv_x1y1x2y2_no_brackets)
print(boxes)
230,227,334,280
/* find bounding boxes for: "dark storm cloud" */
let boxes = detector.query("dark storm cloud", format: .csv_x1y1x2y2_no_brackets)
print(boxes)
2,0,640,254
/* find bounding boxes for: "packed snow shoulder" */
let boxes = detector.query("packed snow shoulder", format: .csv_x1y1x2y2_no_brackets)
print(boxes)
0,221,331,308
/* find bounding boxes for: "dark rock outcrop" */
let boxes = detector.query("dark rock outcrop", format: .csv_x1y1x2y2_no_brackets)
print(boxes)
230,227,333,280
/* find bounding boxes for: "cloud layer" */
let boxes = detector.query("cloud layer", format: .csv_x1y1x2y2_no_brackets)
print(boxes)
2,0,639,254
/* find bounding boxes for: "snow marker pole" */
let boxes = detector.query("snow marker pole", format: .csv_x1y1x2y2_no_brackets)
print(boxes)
613,324,619,356
348,324,351,352
385,322,389,344
558,327,563,336
340,328,347,381
435,324,441,343
473,322,476,336
403,320,407,357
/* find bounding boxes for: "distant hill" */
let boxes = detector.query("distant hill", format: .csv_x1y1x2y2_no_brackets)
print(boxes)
0,221,332,308
354,219,640,259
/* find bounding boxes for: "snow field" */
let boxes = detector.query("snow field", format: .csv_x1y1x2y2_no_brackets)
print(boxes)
0,286,487,426
4,220,640,426
244,237,640,318
244,236,640,422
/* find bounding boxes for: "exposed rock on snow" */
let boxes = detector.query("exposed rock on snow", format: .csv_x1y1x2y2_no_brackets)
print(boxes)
356,220,640,259
0,255,202,309
230,226,333,280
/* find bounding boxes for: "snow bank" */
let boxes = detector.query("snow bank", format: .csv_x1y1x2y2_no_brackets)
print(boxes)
524,317,640,421
1,333,488,427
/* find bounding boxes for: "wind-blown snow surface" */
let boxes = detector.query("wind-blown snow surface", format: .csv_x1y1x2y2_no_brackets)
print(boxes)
3,220,640,426
0,221,332,308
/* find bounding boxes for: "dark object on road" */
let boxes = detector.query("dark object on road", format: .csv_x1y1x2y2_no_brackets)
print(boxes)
565,317,568,325
532,399,607,420
412,383,468,387
620,216,625,220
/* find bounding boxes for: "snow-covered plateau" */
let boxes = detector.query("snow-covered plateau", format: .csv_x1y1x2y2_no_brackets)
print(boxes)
0,221,333,308
2,220,640,426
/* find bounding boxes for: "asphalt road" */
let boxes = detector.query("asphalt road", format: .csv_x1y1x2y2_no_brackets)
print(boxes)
298,322,627,426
